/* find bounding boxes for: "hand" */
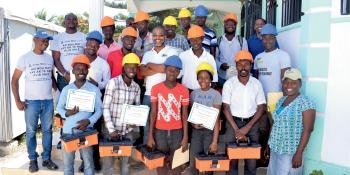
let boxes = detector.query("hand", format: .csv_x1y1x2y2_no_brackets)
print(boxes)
292,151,303,168
128,124,138,128
238,125,251,136
15,100,26,111
89,77,98,87
65,106,79,117
192,124,203,129
75,119,90,131
147,136,155,149
110,131,120,140
208,142,218,153
220,63,229,70
264,145,270,160
181,138,188,152
64,72,70,82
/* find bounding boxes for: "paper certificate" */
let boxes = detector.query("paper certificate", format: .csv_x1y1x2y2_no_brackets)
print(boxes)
120,104,150,126
188,102,219,130
66,89,96,112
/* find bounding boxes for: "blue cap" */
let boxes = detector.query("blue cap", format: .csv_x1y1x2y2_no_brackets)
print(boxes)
164,55,182,70
86,30,103,44
194,5,209,17
34,30,53,40
261,23,277,35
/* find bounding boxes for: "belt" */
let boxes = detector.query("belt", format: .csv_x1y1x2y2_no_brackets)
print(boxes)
233,116,253,122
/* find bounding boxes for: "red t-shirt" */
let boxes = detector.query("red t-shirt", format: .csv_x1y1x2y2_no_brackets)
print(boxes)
151,82,189,130
107,49,124,78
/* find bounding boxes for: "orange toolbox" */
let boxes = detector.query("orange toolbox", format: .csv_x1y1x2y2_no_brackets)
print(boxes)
61,129,98,152
135,145,166,170
227,138,261,160
99,138,133,157
195,154,230,172
54,114,65,128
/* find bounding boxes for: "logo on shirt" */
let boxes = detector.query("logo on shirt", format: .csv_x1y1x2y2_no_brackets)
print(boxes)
157,94,182,122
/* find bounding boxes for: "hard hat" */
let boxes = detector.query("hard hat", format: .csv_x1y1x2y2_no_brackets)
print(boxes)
164,55,182,70
178,8,191,18
122,53,140,66
196,62,215,75
71,55,91,68
235,50,254,63
194,5,209,17
261,23,277,35
163,16,178,26
100,16,115,27
187,25,204,39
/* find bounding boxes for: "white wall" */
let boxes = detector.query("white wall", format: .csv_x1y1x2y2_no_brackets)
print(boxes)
277,27,301,68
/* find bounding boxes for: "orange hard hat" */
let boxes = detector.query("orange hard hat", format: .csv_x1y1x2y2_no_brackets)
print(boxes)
100,16,115,27
224,13,238,23
187,25,205,39
121,27,138,38
71,55,91,68
235,50,254,63
135,11,150,23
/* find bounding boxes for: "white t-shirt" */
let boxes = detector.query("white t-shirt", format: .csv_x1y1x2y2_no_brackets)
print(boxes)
69,56,111,90
254,49,291,96
141,46,178,96
16,51,54,100
179,49,218,90
50,32,86,71
222,76,266,118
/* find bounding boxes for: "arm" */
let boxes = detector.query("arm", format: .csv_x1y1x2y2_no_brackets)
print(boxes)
87,90,102,125
239,104,266,135
52,51,69,79
98,64,111,89
210,46,216,57
11,69,25,110
209,104,221,153
222,103,239,132
51,71,57,91
57,88,68,118
181,105,189,152
147,63,165,73
147,102,158,148
103,80,116,133
140,64,158,77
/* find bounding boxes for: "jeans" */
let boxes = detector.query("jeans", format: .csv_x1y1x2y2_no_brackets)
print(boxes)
57,73,69,92
25,99,54,161
190,128,214,175
267,151,303,175
142,95,151,145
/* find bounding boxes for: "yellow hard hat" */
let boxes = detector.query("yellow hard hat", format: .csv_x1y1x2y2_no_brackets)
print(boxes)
196,62,214,75
178,8,191,18
122,53,140,66
163,16,178,26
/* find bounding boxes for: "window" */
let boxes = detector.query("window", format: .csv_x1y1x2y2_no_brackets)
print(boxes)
266,0,277,25
341,0,350,15
282,0,302,27
241,0,262,37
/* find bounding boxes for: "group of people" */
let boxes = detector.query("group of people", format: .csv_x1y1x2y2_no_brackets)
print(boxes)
11,4,316,175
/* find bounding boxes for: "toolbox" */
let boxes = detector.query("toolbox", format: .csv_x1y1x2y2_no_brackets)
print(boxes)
99,138,133,157
61,129,98,152
227,138,261,159
195,153,230,172
135,145,165,170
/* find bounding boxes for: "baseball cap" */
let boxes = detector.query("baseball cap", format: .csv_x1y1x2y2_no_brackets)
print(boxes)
282,68,302,81
164,55,182,70
86,30,103,44
261,23,277,35
34,30,53,40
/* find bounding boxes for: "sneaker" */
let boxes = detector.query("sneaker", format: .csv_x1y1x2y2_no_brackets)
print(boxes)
42,159,58,170
79,161,84,172
29,160,39,173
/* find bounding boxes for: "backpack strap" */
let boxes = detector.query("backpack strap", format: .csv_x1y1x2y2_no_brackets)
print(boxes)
237,35,243,50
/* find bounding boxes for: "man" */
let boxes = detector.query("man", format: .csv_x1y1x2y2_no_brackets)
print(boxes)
178,8,192,39
102,53,141,175
147,55,189,175
247,18,279,59
217,13,248,86
107,27,138,78
163,16,190,53
194,5,217,56
11,30,58,173
98,16,121,60
126,17,136,29
180,25,218,91
140,26,178,144
134,11,153,57
222,50,266,175
57,55,102,175
51,13,86,91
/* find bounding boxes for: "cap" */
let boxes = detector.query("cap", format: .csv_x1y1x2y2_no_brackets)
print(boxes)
196,62,214,75
163,16,177,26
71,55,90,68
164,55,182,70
121,27,138,38
224,13,238,23
282,68,302,81
135,11,150,23
194,5,209,17
86,30,103,44
187,25,205,39
235,50,254,63
178,8,191,18
100,16,115,27
122,53,140,66
34,30,53,40
261,23,277,35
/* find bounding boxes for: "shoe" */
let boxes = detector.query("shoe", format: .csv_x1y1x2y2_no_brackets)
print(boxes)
29,160,39,173
42,159,58,170
79,161,84,172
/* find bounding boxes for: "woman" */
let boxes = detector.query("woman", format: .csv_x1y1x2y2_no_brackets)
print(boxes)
267,68,316,175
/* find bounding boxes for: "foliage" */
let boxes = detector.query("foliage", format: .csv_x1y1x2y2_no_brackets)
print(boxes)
114,13,128,20
105,1,127,9
310,170,324,175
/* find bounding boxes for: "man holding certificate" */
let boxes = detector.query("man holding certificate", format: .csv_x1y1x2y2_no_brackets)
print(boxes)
222,50,266,175
56,55,103,175
102,53,141,175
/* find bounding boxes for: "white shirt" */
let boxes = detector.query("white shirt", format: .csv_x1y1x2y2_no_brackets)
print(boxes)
179,48,218,90
16,51,54,100
141,46,178,95
253,48,291,96
222,76,266,118
50,32,86,71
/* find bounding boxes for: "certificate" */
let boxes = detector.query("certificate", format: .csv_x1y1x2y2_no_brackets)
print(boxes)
188,102,219,130
120,104,150,126
66,89,96,112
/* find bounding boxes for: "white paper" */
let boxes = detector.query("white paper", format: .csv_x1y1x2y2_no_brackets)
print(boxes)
120,104,150,126
66,89,96,112
188,102,219,130
172,145,189,169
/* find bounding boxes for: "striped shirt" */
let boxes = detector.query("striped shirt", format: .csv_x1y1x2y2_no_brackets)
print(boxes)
103,75,141,135
165,34,190,53
202,27,217,52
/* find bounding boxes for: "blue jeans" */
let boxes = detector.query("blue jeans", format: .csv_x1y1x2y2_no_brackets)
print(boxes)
25,99,54,161
267,151,303,175
142,95,151,145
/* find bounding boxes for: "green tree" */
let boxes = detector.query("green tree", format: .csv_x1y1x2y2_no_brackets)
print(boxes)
105,1,127,9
